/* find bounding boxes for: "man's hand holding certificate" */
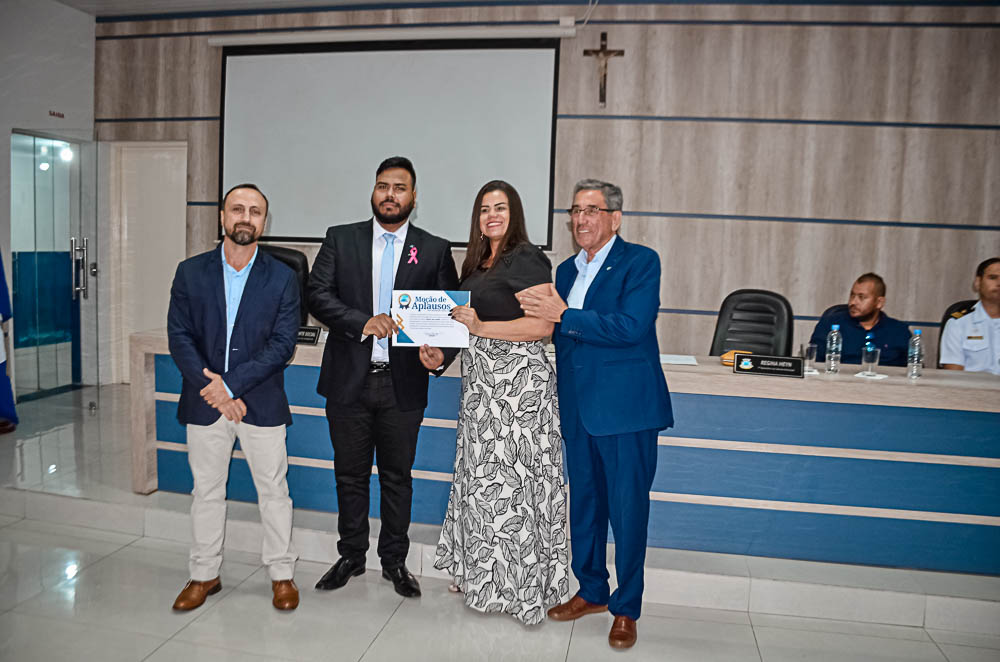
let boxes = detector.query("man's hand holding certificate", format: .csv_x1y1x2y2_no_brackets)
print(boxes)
392,290,470,349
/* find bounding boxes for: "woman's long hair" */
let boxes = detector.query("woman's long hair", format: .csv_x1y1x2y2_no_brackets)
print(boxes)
460,180,531,281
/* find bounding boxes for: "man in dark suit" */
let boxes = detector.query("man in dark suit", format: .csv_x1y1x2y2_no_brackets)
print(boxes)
307,157,459,597
518,179,673,649
167,183,301,612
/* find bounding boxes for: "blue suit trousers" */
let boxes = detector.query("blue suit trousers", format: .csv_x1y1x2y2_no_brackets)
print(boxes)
563,410,658,620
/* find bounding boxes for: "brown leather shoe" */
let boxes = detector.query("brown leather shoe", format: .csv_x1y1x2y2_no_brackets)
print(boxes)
547,593,609,621
609,615,637,649
172,577,221,611
272,579,299,610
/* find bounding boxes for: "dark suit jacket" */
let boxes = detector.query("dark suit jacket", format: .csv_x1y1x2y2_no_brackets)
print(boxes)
553,237,673,437
307,219,460,412
167,243,300,427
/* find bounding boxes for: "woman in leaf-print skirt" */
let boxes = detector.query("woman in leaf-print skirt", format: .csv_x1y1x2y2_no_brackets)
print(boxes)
434,181,569,625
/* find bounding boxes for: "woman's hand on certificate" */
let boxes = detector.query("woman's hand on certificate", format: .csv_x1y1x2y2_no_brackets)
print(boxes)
450,305,482,336
419,345,444,371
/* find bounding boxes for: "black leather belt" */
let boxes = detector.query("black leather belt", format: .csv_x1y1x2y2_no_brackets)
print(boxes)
368,362,391,374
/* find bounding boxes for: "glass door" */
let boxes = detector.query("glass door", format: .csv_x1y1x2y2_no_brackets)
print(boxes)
9,133,100,402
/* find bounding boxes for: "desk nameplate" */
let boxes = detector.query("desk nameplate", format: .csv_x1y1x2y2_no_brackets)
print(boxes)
733,354,804,378
297,326,321,345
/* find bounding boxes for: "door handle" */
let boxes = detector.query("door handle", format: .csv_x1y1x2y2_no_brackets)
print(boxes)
70,236,88,300
80,237,89,300
70,236,78,300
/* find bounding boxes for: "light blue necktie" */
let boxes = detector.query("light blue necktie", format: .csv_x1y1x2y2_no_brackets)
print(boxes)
377,233,395,349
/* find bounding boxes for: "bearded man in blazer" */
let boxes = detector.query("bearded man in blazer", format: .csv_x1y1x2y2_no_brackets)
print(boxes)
518,179,673,650
167,183,300,612
307,157,459,597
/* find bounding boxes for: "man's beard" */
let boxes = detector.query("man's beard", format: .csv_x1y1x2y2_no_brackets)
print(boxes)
227,223,258,246
850,308,878,325
371,198,414,226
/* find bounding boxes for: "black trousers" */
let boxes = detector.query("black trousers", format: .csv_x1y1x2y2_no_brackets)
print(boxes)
326,370,424,568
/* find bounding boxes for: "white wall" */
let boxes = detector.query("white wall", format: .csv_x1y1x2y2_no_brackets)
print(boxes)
0,0,95,277
110,143,188,382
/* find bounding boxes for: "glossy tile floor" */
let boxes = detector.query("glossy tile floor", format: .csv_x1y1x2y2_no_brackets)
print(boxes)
13,342,73,399
0,386,997,661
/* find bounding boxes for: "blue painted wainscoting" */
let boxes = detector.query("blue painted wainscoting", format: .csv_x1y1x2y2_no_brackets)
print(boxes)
152,355,1000,575
11,251,73,348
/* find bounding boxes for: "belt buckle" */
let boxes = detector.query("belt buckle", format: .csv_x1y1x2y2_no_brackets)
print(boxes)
369,362,390,374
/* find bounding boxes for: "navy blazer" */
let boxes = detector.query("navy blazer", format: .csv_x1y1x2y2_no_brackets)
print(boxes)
553,237,673,437
167,244,300,427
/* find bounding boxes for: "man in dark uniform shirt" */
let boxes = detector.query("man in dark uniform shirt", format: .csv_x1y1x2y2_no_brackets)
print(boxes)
810,273,912,366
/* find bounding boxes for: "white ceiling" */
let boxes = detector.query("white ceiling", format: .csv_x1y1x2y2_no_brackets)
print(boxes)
54,0,465,19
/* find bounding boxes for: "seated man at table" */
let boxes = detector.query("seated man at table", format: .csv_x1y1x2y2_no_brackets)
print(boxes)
939,257,1000,375
811,273,911,366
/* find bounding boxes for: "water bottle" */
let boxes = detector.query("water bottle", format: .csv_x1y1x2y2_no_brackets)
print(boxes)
907,330,924,379
826,324,842,374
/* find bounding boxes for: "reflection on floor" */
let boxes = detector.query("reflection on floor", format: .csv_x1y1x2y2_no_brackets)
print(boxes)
13,342,73,399
0,386,996,661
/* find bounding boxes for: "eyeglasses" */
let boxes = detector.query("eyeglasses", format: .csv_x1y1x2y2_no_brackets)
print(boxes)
567,205,613,220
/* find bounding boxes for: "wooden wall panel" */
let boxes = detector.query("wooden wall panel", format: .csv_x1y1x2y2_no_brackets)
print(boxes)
186,206,217,258
656,312,717,356
93,4,1000,39
95,37,221,119
555,120,999,226
559,24,1000,124
621,216,1000,322
94,5,566,38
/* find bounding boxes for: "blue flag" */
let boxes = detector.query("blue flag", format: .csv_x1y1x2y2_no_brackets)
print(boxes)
0,252,18,424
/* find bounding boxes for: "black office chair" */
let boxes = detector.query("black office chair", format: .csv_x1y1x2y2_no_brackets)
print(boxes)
936,299,977,368
258,244,309,326
709,289,794,356
820,303,848,319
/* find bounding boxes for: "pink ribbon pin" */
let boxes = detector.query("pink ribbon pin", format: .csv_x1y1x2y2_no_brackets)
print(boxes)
407,246,418,264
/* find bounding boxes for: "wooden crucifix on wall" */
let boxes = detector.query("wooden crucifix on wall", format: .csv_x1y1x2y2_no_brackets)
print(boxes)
583,32,624,108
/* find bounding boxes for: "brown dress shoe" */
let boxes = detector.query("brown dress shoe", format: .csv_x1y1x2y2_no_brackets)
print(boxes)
609,615,637,649
172,577,221,611
547,593,609,621
272,579,299,610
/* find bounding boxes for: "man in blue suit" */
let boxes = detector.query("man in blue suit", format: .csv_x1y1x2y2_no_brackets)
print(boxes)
518,179,672,649
167,184,301,612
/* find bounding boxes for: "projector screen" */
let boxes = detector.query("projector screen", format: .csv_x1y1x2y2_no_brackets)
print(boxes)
221,40,558,246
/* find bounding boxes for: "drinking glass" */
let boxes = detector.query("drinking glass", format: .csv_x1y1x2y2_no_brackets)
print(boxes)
801,343,819,375
861,347,881,377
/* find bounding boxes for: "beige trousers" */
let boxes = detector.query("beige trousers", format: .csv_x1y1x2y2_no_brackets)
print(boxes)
186,416,296,581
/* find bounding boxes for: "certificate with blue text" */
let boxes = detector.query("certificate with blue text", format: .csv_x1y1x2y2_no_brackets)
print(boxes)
391,290,471,348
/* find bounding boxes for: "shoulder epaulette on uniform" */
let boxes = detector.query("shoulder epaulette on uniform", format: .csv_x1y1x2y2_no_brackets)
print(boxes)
951,306,974,319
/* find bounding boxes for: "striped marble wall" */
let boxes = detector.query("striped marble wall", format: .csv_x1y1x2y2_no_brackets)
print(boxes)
93,3,1000,364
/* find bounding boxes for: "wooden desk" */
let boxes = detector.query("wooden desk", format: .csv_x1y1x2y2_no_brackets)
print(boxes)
131,331,1000,574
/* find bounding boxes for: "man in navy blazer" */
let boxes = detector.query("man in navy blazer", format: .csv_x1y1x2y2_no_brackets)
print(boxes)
167,183,301,612
518,179,672,649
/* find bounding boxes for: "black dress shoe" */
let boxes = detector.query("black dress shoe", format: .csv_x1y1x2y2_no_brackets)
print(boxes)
315,557,365,591
382,564,421,598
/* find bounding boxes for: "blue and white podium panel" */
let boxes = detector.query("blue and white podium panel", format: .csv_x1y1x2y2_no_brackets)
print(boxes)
152,355,1000,575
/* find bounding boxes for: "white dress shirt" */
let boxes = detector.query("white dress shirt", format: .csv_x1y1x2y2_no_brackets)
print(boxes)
368,219,409,363
939,301,1000,375
566,235,617,309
